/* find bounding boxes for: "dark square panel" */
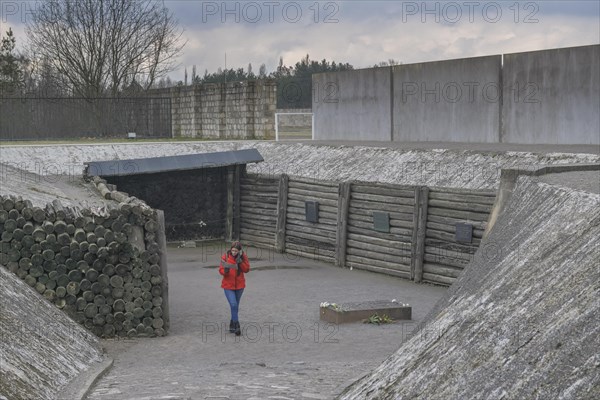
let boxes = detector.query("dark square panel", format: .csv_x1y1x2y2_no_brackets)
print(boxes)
373,211,390,233
305,201,319,223
455,223,473,243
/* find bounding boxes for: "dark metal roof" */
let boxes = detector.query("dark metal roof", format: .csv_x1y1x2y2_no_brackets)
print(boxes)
84,148,263,177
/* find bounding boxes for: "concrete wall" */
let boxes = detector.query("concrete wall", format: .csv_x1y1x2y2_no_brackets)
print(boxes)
339,172,600,399
314,45,599,145
313,68,392,141
502,45,600,144
393,55,501,143
0,266,106,400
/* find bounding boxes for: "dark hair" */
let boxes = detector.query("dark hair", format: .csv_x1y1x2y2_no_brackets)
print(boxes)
231,241,242,250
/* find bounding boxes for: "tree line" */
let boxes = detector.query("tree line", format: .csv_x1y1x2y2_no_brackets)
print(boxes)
157,55,354,108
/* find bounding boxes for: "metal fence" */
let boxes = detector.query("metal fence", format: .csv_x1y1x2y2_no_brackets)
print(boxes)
0,97,172,140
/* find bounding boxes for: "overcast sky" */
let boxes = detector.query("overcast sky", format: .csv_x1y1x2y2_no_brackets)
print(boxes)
1,1,599,81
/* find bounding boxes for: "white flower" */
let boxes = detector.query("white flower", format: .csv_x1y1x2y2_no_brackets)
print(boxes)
391,299,397,303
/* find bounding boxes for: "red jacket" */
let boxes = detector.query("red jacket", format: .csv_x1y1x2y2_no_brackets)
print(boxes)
219,251,250,290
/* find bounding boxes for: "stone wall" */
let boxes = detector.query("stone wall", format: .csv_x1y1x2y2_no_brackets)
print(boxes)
149,80,277,139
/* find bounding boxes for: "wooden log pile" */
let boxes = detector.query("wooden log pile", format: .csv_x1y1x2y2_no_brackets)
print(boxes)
0,185,167,338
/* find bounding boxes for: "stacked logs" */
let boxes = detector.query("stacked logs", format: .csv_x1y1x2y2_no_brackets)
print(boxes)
0,190,166,338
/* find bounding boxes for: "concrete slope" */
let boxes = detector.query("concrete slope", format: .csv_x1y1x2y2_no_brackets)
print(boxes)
0,266,106,400
338,175,600,399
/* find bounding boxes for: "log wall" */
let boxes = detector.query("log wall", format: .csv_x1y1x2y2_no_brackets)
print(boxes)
237,174,497,287
345,182,417,280
421,187,496,285
0,191,169,338
284,177,339,263
239,174,279,249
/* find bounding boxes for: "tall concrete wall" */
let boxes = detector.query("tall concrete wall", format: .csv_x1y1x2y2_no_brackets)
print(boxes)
502,45,600,145
313,68,392,141
393,55,501,143
314,45,599,145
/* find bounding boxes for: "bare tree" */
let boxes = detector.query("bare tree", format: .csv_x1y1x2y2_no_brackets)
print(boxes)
258,63,267,78
373,59,402,68
26,0,185,98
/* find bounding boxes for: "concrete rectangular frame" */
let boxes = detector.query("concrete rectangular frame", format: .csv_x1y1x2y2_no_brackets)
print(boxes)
313,67,392,141
392,55,502,143
502,45,600,145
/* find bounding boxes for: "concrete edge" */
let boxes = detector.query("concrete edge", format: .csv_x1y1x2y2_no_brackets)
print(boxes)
61,356,114,400
483,163,600,238
156,210,170,333
519,163,600,176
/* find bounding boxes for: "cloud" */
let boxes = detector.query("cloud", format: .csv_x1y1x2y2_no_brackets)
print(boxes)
171,1,599,81
2,0,598,82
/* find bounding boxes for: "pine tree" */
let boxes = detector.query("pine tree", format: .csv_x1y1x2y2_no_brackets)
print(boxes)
0,28,26,95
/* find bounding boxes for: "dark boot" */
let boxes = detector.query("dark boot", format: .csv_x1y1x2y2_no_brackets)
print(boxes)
229,320,235,333
234,321,241,336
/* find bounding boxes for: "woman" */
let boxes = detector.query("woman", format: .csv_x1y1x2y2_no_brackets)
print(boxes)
219,241,250,336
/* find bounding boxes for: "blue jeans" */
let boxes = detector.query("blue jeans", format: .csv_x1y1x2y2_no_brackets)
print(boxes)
224,289,244,322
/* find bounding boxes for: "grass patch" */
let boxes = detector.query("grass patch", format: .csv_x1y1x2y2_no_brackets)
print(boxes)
363,313,394,325
0,137,270,146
